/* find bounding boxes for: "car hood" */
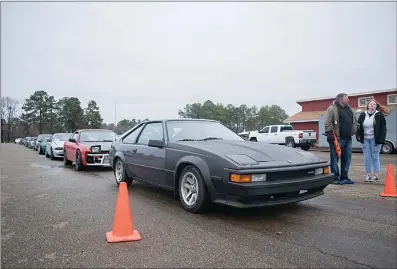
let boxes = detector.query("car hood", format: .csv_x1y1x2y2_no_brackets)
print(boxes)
80,141,113,152
176,140,324,167
52,141,66,147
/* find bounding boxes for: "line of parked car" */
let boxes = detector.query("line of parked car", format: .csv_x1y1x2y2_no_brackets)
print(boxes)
16,133,77,159
15,119,335,214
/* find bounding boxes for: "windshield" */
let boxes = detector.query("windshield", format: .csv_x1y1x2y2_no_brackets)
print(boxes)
53,133,71,141
80,131,116,142
166,120,244,142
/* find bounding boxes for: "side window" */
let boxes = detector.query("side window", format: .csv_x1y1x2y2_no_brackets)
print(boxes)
137,122,164,145
72,133,78,141
47,136,53,142
270,126,278,133
261,127,270,133
123,124,144,144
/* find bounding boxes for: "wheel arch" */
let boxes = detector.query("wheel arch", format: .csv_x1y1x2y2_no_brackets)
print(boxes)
174,156,215,200
112,152,127,173
382,140,396,154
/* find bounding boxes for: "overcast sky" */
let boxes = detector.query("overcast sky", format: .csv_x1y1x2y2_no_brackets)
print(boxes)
1,2,396,124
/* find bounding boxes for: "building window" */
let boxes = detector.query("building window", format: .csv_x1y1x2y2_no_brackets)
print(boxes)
358,96,374,107
387,94,397,105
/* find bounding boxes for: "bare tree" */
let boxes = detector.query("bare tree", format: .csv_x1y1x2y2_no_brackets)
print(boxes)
1,97,20,141
1,98,6,122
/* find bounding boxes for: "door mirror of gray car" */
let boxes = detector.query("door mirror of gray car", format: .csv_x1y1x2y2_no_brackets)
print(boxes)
148,139,165,148
69,138,76,143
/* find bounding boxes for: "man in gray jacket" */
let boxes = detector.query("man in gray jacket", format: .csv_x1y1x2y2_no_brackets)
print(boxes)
324,93,358,185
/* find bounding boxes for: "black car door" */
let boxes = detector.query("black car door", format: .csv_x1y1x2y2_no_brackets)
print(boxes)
120,124,145,179
132,122,169,188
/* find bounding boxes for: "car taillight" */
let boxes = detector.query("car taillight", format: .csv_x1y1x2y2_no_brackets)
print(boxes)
299,133,303,139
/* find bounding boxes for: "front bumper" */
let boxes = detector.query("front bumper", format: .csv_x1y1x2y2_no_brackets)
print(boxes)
52,149,64,157
84,153,111,167
211,173,334,208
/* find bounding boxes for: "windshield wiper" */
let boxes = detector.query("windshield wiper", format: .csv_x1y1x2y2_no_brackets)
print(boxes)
178,139,198,141
198,137,223,141
101,140,114,142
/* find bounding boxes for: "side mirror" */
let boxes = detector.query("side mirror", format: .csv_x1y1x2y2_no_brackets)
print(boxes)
148,139,165,148
69,138,76,143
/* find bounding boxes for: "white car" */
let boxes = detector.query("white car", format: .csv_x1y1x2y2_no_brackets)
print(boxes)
45,133,71,160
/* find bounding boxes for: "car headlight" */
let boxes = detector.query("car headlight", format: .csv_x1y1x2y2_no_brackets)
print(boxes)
315,167,330,175
90,146,101,153
229,173,267,183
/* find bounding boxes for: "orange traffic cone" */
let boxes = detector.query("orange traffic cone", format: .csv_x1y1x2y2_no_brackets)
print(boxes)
106,182,142,243
380,164,397,198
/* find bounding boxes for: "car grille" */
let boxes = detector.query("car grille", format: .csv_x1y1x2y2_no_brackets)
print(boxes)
101,151,109,154
266,169,315,181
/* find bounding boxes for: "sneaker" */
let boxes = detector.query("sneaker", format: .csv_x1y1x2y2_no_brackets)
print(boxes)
341,178,355,184
371,175,379,181
333,178,343,185
365,175,374,182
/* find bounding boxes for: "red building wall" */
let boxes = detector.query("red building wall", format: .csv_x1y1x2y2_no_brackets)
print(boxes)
299,92,391,112
290,122,319,141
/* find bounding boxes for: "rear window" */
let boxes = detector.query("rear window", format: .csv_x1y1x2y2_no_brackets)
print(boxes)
280,126,293,132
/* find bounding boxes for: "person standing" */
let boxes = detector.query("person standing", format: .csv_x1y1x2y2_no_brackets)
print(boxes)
324,93,358,185
356,100,387,182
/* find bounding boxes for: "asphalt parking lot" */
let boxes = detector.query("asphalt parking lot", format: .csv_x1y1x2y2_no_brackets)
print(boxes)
1,143,396,268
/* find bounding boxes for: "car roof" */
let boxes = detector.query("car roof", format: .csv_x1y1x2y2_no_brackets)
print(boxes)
143,119,219,124
52,133,70,135
76,129,115,132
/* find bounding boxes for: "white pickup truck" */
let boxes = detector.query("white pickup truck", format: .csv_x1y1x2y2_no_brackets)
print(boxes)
247,124,317,150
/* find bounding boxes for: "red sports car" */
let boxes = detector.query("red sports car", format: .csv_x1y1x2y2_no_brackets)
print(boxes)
63,129,118,171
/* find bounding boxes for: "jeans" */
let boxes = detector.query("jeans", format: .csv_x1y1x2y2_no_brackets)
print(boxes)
362,138,381,174
329,139,352,180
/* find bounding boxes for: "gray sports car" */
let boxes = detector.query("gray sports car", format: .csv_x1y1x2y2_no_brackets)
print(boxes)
108,119,334,213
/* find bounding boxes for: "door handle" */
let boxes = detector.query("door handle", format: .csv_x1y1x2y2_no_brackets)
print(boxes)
132,148,137,153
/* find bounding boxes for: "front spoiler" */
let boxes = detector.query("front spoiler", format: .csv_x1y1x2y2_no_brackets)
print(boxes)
85,153,111,167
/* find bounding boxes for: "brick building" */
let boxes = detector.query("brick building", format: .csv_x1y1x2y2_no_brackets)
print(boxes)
284,88,397,142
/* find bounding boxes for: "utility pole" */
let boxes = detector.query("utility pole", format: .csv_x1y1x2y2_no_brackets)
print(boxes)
114,99,117,126
50,102,53,133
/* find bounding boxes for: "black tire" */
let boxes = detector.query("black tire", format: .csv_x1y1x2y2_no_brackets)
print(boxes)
38,147,43,155
75,150,85,171
113,158,133,186
50,148,55,160
178,165,211,213
300,144,311,151
63,150,72,165
285,138,296,148
381,141,394,154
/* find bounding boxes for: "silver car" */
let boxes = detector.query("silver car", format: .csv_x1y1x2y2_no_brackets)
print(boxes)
45,133,71,160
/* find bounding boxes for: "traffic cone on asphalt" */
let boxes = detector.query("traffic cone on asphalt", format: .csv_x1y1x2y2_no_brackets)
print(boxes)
106,182,142,243
380,164,397,198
